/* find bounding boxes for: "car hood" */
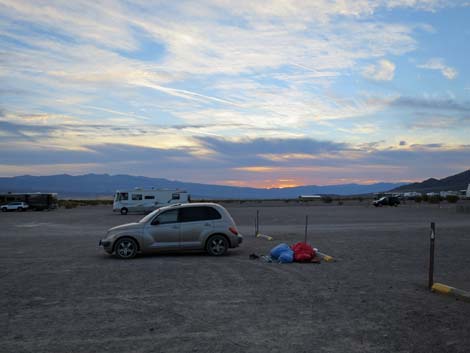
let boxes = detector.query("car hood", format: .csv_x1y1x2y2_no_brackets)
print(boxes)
108,222,144,233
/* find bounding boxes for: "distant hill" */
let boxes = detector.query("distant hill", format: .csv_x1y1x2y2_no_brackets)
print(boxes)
391,169,470,193
0,174,405,199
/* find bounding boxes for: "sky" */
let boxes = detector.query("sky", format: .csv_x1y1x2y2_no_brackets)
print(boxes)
0,0,469,188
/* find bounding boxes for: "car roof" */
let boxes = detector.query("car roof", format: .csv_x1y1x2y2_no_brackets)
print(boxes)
158,202,224,212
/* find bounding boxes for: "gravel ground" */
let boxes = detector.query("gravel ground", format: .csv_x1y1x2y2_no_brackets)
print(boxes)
1,202,470,353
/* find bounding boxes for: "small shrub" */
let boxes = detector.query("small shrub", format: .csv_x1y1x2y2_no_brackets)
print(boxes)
338,200,343,206
428,195,441,204
422,194,429,202
446,195,459,203
322,196,333,203
414,196,422,203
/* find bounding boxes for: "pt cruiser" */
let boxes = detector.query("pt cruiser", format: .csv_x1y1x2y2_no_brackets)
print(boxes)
99,203,243,259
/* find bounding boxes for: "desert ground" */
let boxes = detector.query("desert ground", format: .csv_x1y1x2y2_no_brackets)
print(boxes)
1,201,470,353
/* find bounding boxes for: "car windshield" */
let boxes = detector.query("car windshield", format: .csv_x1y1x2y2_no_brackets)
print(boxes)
139,208,161,223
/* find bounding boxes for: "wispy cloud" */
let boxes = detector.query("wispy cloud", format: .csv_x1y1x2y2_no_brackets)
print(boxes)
363,60,396,81
0,0,468,184
418,58,458,79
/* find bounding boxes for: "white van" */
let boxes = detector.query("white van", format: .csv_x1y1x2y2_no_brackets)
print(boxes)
113,188,190,214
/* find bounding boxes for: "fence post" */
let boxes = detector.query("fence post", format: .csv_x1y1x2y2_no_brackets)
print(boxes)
304,215,309,243
428,222,436,290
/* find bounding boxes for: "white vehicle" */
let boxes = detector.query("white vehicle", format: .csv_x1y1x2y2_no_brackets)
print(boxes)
404,192,421,199
1,201,29,212
113,189,190,215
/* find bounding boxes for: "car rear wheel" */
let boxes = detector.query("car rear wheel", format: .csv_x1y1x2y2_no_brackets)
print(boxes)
17,207,24,212
206,235,228,256
1,207,7,212
114,238,138,259
120,207,128,215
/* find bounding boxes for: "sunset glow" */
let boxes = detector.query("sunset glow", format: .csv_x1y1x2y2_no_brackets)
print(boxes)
1,1,469,186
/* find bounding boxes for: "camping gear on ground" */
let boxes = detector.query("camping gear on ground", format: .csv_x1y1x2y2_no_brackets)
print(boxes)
316,250,335,262
278,249,294,263
256,233,273,240
291,242,316,262
270,243,291,259
264,243,334,264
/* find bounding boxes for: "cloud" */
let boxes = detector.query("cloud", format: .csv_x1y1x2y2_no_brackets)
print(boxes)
363,59,396,81
196,136,348,156
0,1,468,184
0,132,469,186
390,96,470,113
418,58,458,79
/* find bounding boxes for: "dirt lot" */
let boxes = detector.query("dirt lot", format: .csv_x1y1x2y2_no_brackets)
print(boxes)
1,202,470,353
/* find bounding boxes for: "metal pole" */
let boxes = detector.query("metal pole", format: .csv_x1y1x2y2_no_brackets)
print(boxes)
304,215,308,243
428,222,436,290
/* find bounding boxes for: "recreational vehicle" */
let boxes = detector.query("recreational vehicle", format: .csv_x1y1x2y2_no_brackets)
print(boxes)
0,192,58,211
113,188,190,214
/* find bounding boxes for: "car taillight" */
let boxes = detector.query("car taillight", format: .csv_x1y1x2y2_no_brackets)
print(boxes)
229,226,238,235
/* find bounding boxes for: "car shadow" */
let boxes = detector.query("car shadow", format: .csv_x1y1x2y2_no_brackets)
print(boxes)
97,249,242,261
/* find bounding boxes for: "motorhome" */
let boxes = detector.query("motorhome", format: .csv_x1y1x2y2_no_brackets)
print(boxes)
0,192,58,210
113,188,190,214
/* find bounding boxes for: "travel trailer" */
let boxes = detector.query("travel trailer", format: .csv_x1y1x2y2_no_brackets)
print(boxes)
113,188,190,214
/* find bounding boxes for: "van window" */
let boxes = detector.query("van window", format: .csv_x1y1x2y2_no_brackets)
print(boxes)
144,195,155,200
179,206,221,222
132,194,142,201
117,192,128,201
172,193,180,200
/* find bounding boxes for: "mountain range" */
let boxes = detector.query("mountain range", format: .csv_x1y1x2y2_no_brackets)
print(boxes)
391,169,470,193
0,174,405,199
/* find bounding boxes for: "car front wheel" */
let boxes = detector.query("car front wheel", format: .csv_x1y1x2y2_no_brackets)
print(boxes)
114,238,138,259
206,235,228,256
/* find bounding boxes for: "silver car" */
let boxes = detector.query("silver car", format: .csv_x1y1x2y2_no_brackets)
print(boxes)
99,203,243,259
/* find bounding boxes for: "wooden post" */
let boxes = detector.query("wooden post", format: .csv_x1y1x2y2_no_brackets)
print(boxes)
428,222,436,290
304,215,309,243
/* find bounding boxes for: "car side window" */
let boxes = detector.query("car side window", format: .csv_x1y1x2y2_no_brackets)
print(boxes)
205,207,222,220
179,207,221,222
152,209,179,225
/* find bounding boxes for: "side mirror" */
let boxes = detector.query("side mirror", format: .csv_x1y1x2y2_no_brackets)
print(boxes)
152,219,160,226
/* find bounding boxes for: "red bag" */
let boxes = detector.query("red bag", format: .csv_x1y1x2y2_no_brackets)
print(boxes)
291,242,316,262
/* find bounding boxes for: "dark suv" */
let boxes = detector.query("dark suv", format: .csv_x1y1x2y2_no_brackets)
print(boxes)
373,196,400,207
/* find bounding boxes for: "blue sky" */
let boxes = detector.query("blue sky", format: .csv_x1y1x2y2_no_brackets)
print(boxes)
0,0,469,187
